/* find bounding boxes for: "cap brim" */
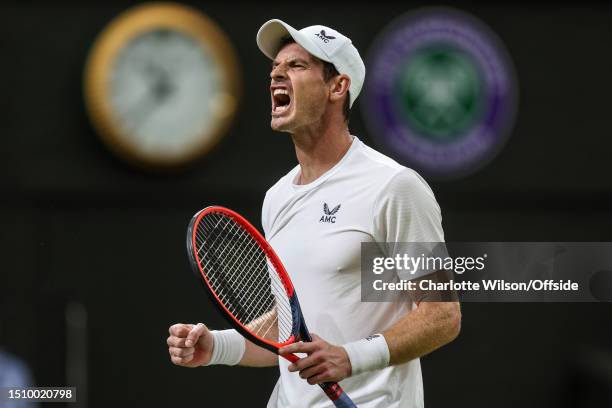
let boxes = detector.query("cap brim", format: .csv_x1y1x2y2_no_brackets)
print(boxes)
256,19,329,62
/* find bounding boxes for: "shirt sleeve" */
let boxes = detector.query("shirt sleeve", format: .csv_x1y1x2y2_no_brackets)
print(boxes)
373,169,445,258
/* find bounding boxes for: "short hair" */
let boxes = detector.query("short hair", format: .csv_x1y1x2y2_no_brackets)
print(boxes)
277,36,351,123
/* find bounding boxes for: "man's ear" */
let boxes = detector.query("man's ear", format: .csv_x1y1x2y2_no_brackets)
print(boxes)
330,74,351,103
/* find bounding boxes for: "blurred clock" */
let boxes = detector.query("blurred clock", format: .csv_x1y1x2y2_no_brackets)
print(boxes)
84,3,240,169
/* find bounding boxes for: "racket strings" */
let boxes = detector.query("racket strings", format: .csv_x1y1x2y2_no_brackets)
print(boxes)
197,218,264,317
199,218,274,316
195,212,293,342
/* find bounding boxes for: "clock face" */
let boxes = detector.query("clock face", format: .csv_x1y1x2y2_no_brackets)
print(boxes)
111,29,223,159
84,4,240,169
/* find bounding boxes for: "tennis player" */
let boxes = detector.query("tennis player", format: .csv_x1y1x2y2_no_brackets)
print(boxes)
167,19,461,407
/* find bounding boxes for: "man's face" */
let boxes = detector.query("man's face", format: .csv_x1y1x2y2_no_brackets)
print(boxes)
269,42,330,132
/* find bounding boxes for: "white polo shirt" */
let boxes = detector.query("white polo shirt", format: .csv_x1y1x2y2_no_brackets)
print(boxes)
263,137,444,408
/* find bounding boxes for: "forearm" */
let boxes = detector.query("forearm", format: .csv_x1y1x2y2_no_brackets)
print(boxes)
238,308,280,367
239,338,279,367
383,301,461,365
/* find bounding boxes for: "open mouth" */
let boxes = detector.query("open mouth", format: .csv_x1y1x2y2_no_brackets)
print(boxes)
272,88,291,115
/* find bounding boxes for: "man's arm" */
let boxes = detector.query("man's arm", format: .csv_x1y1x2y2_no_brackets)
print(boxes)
376,170,461,364
384,300,461,365
242,308,280,366
240,337,278,366
167,323,278,368
279,295,460,384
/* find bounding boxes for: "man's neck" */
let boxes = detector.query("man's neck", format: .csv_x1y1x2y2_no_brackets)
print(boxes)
291,120,352,185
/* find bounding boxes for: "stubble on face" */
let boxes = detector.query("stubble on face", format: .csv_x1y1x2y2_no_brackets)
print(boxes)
270,43,330,133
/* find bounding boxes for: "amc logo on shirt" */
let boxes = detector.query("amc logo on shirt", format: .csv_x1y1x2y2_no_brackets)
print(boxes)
319,203,341,223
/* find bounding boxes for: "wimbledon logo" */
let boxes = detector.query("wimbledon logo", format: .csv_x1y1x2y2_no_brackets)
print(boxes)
362,8,518,179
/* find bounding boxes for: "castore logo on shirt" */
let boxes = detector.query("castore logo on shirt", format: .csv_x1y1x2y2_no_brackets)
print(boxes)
320,203,341,223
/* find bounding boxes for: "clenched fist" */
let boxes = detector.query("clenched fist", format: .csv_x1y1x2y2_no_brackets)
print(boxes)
167,323,213,367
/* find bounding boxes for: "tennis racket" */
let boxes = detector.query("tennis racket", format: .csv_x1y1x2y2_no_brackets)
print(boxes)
186,206,356,408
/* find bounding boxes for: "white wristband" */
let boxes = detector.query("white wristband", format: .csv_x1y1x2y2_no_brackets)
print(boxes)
342,334,390,376
204,329,245,366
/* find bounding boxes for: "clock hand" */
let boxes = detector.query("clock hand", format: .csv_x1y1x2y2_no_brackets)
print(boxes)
152,72,174,101
143,61,175,102
122,95,160,134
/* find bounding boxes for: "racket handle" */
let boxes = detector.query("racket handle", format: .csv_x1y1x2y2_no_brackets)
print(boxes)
282,355,357,407
319,382,356,408
283,353,300,363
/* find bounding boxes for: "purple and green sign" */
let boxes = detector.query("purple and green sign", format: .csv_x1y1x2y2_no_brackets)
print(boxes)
362,8,518,179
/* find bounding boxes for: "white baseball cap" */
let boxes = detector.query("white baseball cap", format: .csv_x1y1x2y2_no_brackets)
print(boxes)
256,19,366,107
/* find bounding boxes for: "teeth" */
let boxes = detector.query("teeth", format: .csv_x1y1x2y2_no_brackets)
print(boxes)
273,105,289,113
273,89,288,96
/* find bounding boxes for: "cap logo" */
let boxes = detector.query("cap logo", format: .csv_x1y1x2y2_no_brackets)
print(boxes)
314,30,336,43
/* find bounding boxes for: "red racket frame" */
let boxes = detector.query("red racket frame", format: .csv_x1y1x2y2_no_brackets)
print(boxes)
187,206,355,405
189,206,301,359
